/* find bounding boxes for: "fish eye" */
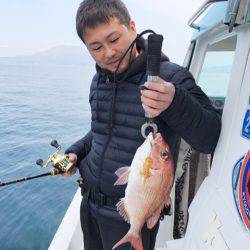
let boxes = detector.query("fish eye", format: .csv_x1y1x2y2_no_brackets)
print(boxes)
160,151,169,160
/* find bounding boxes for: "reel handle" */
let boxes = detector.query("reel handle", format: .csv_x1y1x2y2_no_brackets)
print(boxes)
36,159,44,167
51,140,60,149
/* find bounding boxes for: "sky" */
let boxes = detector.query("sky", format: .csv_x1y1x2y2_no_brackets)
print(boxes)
0,0,204,64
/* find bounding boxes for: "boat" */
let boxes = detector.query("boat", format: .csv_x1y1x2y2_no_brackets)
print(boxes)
49,0,250,249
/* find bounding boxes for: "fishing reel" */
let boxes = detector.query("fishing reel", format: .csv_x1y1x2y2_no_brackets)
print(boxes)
0,140,82,188
36,140,74,175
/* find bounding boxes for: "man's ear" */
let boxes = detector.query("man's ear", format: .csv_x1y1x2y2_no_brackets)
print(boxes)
130,20,137,35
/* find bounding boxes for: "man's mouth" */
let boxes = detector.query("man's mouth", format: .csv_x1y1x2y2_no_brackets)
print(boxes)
108,58,121,66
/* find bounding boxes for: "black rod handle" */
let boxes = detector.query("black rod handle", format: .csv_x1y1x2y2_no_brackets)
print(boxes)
147,34,163,77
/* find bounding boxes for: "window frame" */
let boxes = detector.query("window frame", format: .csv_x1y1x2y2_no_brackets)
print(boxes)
183,40,196,70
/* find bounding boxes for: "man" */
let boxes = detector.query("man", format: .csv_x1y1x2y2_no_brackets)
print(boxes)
64,0,221,249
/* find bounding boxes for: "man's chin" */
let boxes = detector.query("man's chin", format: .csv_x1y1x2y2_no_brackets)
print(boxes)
108,64,128,74
99,61,129,74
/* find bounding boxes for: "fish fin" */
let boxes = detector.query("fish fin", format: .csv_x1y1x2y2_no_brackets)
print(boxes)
115,166,130,177
114,169,130,186
146,207,162,229
116,199,129,222
112,229,143,250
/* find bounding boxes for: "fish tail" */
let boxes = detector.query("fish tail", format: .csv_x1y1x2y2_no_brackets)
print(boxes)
112,229,143,250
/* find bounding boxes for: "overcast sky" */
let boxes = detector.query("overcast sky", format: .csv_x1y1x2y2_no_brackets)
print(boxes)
0,0,204,64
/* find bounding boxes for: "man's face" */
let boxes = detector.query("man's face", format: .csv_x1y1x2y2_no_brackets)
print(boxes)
83,17,137,73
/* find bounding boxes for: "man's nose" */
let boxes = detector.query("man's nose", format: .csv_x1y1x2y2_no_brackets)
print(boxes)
105,46,116,59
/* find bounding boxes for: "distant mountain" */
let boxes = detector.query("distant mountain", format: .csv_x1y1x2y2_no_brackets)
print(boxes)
0,47,35,57
0,45,93,66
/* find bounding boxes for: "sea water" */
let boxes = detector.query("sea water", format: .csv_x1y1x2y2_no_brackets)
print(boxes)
0,62,94,249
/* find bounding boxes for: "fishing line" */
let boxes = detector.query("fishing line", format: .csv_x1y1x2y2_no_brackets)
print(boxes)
113,29,156,82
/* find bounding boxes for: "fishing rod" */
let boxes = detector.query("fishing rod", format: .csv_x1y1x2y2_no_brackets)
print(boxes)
0,139,83,188
0,172,57,187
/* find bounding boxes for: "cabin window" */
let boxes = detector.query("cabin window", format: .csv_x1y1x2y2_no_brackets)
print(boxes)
198,35,237,111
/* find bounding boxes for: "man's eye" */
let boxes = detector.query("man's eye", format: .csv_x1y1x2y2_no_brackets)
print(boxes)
92,46,102,51
110,38,119,43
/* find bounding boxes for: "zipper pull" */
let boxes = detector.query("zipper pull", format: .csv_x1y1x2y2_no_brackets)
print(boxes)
106,76,110,84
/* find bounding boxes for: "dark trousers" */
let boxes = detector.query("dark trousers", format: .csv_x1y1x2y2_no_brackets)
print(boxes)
80,190,160,250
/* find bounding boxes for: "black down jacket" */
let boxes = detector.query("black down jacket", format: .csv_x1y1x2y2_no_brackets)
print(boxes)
66,38,221,198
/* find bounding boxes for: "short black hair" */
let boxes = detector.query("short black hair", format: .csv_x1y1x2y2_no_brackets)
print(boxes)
76,0,131,42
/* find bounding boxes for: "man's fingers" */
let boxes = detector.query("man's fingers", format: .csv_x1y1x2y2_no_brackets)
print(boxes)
141,89,166,102
60,153,78,177
141,95,166,109
61,167,77,177
68,156,76,163
70,167,77,174
144,81,170,93
68,153,77,163
141,81,176,114
61,172,71,177
142,104,161,118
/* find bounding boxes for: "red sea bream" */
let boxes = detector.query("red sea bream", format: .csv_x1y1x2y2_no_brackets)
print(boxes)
113,132,174,250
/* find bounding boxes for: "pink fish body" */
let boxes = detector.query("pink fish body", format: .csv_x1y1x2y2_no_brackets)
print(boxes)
113,133,174,250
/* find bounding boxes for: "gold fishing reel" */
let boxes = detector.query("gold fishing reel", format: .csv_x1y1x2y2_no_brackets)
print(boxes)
36,140,74,175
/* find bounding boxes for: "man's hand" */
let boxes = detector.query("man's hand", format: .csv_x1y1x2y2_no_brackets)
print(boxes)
141,78,175,118
61,153,78,177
